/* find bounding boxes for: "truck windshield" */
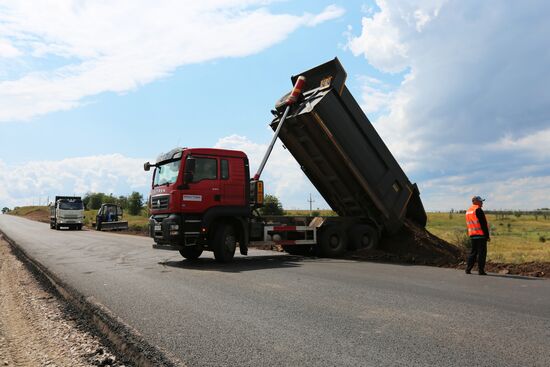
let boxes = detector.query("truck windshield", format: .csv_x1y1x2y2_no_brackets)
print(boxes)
153,159,181,187
59,201,84,210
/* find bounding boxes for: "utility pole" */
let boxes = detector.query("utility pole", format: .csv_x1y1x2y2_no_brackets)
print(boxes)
308,193,315,214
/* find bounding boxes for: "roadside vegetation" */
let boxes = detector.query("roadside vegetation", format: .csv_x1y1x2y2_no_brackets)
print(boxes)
427,212,550,264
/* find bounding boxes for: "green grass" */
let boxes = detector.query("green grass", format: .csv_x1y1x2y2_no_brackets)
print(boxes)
83,209,149,231
427,212,550,264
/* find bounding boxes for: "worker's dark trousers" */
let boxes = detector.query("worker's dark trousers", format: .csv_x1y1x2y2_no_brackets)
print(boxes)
467,237,487,272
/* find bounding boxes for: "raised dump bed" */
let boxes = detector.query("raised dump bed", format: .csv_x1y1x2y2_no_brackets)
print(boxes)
271,58,426,234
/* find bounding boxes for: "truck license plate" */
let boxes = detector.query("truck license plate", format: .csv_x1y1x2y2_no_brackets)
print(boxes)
154,225,161,231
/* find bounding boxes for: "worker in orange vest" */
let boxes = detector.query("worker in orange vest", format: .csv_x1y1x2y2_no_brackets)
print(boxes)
465,196,490,275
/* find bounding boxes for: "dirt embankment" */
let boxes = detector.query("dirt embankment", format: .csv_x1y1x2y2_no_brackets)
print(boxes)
348,220,465,266
0,237,126,366
10,206,50,223
346,220,548,278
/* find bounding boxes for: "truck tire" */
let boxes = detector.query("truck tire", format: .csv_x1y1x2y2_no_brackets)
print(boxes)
179,246,203,260
318,226,347,257
213,223,236,263
349,224,379,251
282,245,312,256
77,224,82,230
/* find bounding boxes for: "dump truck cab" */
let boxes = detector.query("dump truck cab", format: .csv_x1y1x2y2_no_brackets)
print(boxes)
49,196,84,230
145,148,252,261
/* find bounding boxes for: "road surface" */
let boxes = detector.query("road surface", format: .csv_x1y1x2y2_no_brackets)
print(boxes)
1,214,549,367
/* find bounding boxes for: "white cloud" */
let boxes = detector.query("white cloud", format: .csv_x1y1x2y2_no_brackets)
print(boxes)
0,1,343,122
305,4,345,26
0,154,150,208
0,38,21,58
422,174,550,211
347,1,550,209
489,129,550,160
357,75,394,115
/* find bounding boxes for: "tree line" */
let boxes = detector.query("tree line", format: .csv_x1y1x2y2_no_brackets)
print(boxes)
83,192,144,215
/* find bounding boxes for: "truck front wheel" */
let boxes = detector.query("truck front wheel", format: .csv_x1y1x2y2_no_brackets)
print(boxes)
213,223,236,263
179,246,203,260
318,226,347,257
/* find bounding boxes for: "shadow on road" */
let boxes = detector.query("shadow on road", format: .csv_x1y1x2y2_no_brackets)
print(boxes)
158,254,308,273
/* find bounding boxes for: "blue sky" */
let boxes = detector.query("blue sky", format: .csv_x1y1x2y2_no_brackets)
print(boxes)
1,1,549,211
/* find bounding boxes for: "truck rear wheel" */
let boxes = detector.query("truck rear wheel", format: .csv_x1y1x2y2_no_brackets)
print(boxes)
179,246,203,260
213,223,236,263
318,226,347,257
350,224,379,250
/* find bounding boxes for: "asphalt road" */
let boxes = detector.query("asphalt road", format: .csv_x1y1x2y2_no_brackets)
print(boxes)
1,215,549,367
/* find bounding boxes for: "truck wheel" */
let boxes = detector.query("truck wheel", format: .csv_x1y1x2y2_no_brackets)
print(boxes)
350,225,379,251
213,223,236,263
77,224,83,230
318,226,347,257
282,245,312,256
179,246,203,260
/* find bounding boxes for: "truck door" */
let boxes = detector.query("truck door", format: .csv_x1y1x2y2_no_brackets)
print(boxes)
220,157,246,207
182,155,220,212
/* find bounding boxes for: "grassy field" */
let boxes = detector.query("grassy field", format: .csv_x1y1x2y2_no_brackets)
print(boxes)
427,212,550,263
7,206,550,264
82,209,149,230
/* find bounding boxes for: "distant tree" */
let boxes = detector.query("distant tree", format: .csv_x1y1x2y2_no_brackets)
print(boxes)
105,193,117,204
1,207,10,214
90,193,106,210
117,195,129,209
127,192,144,215
259,194,284,216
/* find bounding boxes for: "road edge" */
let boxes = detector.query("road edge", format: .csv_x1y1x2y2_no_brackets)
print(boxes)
0,229,184,367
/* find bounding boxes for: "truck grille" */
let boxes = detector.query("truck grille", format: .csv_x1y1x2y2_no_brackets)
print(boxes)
151,195,170,210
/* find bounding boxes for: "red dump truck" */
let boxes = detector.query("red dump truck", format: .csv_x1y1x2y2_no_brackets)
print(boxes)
144,58,426,262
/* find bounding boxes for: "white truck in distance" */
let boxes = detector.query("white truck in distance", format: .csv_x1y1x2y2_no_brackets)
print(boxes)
49,196,84,230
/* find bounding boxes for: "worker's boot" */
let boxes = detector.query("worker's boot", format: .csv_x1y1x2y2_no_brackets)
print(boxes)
239,243,248,256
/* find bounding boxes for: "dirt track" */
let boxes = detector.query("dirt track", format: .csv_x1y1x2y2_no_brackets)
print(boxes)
0,238,124,366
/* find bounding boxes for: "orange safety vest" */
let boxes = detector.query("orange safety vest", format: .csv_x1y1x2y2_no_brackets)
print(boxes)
465,204,485,237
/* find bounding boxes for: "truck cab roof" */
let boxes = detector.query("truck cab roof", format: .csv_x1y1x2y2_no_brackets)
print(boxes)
155,148,247,165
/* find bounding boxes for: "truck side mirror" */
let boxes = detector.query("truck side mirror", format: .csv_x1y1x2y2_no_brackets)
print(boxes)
183,157,196,184
144,162,151,171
